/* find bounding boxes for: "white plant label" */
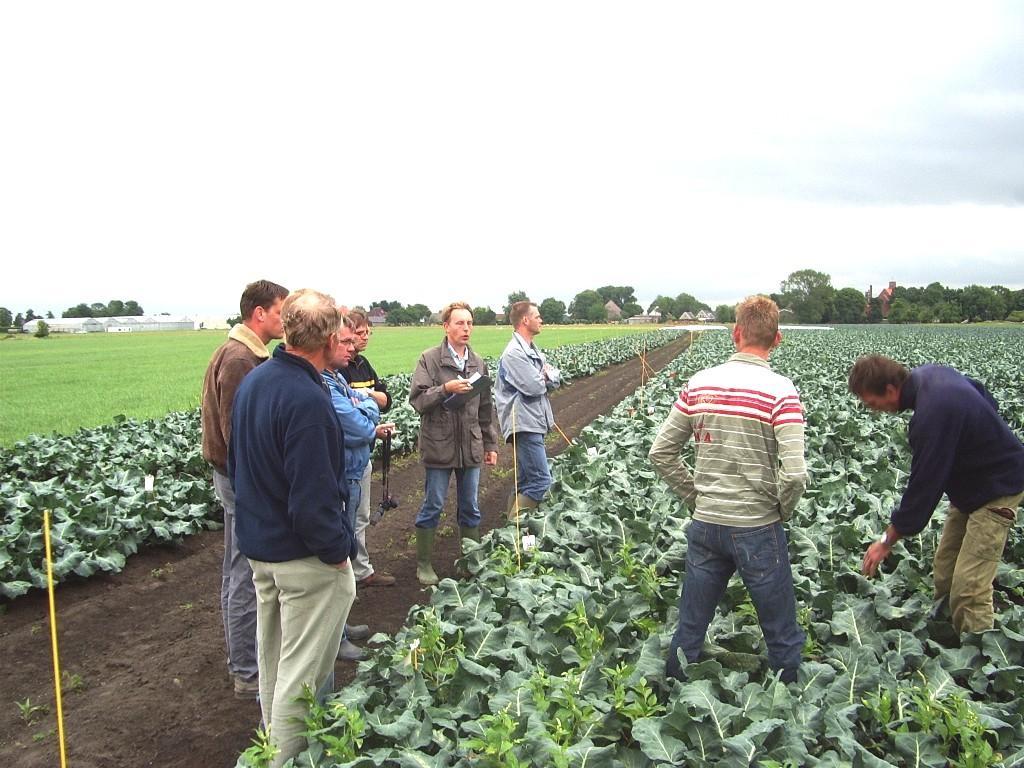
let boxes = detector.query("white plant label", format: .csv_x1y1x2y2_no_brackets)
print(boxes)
144,475,155,492
522,534,537,551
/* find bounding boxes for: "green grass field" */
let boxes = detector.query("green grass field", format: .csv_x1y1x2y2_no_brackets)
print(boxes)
0,324,657,446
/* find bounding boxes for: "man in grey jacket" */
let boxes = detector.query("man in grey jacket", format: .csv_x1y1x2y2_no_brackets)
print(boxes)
495,301,561,519
409,302,499,585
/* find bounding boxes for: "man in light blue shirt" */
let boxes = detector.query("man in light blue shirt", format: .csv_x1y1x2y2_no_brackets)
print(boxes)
495,301,561,518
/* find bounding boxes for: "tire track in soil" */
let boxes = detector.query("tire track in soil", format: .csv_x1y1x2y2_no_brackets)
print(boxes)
0,335,691,768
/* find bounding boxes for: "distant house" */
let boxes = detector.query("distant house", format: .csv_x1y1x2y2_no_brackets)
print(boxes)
495,313,508,325
865,281,897,318
428,311,443,325
696,309,715,322
627,310,662,325
678,311,695,322
368,307,389,326
604,300,622,321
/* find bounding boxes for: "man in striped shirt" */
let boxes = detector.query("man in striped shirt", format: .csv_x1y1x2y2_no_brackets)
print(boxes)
650,295,807,683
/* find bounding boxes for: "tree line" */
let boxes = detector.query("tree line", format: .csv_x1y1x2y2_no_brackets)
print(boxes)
62,299,145,318
364,274,1024,328
771,269,1024,324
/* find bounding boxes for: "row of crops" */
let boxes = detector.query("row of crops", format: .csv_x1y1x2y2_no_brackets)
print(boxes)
267,326,1024,767
0,330,683,599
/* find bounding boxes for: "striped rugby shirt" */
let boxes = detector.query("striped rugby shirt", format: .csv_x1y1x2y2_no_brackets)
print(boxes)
649,352,807,526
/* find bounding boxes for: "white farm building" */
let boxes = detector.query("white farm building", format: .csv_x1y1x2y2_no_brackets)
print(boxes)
23,315,196,333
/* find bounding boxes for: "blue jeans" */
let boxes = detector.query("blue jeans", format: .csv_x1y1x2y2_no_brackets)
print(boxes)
513,432,551,502
346,477,361,532
416,467,481,529
668,519,804,681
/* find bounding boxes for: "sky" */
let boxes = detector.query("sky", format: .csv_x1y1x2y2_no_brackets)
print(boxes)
1,2,1022,318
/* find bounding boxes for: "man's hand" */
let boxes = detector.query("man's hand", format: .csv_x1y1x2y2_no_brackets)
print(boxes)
444,379,474,394
484,451,498,466
334,559,350,571
375,423,396,439
368,390,388,408
861,541,891,577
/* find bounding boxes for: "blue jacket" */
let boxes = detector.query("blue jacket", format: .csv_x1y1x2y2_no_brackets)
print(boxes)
323,369,380,480
228,345,354,564
893,364,1024,535
495,333,561,440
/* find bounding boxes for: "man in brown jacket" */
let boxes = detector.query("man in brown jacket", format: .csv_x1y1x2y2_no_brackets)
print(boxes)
201,279,288,697
410,301,499,585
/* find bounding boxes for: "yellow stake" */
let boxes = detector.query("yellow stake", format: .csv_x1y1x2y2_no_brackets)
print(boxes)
510,404,522,569
43,509,69,768
552,421,574,447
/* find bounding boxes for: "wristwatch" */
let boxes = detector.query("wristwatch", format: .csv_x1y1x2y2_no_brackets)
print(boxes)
878,531,891,546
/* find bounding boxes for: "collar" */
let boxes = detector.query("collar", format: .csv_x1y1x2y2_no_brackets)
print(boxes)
899,372,917,410
513,331,538,353
728,352,771,369
446,340,469,367
229,323,270,358
273,344,327,389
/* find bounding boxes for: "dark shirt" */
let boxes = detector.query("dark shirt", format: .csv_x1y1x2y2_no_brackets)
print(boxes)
893,365,1024,535
342,354,391,412
228,345,354,564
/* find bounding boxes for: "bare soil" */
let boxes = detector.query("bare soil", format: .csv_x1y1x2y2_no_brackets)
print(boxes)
0,336,688,768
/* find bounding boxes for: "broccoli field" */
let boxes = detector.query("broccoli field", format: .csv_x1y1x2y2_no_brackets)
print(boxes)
0,330,683,599
265,326,1024,768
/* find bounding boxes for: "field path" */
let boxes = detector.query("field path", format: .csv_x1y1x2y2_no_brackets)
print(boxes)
0,335,690,768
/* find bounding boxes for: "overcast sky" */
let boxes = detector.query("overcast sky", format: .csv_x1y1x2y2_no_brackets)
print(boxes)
1,2,1022,317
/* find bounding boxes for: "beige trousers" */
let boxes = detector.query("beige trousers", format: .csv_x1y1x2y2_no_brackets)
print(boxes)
933,493,1022,633
250,556,355,768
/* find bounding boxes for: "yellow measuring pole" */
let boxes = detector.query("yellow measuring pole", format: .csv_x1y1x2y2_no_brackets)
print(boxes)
510,405,522,569
551,421,574,447
43,509,69,768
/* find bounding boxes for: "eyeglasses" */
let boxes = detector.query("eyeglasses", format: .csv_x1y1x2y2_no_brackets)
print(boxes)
355,329,372,338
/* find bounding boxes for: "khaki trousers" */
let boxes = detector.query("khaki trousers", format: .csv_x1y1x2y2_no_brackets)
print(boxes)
933,493,1022,634
250,556,355,768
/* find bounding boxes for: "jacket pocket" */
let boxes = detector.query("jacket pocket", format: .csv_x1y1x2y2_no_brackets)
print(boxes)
420,410,456,466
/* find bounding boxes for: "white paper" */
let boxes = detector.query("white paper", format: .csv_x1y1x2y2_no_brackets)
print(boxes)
144,474,155,492
522,534,537,551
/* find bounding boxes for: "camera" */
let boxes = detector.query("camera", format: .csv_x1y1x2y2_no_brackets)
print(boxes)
370,494,399,525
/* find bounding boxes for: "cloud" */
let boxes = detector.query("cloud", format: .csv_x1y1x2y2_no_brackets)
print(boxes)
0,2,1021,315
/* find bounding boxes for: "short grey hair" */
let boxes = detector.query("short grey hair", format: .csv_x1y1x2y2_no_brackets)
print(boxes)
281,289,339,351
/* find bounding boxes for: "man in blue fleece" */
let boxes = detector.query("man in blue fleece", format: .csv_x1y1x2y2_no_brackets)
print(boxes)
229,289,356,768
850,355,1024,633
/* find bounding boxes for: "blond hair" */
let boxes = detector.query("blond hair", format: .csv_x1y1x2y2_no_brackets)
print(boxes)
441,301,473,324
281,289,339,351
734,295,779,349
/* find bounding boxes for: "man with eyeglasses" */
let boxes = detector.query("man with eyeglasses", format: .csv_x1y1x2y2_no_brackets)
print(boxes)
340,309,397,587
322,313,396,659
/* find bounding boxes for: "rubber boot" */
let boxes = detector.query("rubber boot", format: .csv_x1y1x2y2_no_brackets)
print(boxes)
506,492,540,522
459,525,481,543
416,527,439,586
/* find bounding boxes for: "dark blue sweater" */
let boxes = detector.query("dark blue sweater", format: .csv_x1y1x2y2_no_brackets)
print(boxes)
228,345,354,564
893,365,1024,535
